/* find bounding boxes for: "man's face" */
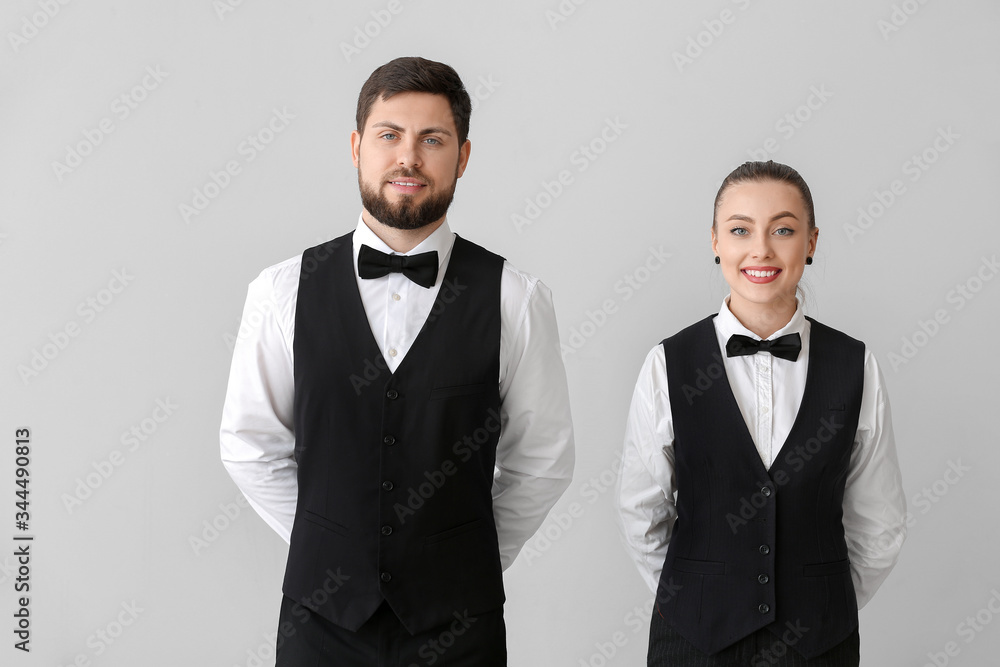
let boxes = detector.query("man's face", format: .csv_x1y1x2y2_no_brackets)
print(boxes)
352,91,470,231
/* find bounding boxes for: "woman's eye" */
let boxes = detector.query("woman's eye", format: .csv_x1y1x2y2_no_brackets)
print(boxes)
774,227,794,236
729,227,748,236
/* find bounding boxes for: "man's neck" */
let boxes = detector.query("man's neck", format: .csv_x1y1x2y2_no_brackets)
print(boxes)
361,210,445,253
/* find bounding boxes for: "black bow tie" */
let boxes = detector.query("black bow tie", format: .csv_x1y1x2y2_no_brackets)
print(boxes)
357,245,439,289
726,332,802,362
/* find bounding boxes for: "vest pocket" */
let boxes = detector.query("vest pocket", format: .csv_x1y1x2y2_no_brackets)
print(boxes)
671,557,726,576
423,518,483,545
429,382,490,400
302,510,349,537
802,558,851,577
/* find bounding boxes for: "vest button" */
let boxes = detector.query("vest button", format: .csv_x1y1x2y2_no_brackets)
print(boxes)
761,486,772,497
758,574,769,584
758,603,770,614
383,435,396,446
759,544,770,555
380,572,391,582
386,389,399,400
381,525,393,536
382,481,394,491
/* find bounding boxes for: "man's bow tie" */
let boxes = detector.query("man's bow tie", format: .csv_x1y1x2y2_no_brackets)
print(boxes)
357,245,439,289
725,332,802,362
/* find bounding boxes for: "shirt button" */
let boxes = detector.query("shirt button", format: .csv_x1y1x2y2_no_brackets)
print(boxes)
392,293,401,301
761,486,772,497
386,389,398,400
383,435,396,446
388,348,398,358
758,574,769,584
380,572,392,582
758,603,770,614
382,481,394,491
759,545,770,555
381,525,393,536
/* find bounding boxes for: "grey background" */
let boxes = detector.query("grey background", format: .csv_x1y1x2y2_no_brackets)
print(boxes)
2,0,998,664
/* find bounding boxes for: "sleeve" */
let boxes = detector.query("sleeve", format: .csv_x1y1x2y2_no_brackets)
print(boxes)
492,275,575,570
615,344,678,593
842,349,907,608
219,267,298,543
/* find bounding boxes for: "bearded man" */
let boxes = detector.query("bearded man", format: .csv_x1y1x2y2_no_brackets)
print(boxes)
220,56,575,666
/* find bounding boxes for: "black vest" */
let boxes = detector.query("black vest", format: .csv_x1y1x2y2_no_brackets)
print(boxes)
657,315,864,658
284,232,506,634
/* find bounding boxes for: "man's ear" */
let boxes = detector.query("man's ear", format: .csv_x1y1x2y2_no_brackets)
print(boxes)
351,130,362,168
456,139,471,178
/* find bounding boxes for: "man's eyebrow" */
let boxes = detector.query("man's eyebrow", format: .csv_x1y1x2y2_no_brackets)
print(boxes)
418,126,453,137
371,121,404,132
370,121,453,137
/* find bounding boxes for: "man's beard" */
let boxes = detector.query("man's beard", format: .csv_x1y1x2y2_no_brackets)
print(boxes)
359,168,457,231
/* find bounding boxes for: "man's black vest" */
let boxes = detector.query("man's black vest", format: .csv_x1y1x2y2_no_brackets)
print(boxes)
657,315,864,658
284,232,506,634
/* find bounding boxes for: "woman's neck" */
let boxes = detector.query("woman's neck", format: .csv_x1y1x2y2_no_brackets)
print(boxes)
727,293,798,339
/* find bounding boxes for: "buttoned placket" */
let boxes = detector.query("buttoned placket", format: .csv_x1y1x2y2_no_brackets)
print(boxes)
755,352,774,469
383,271,410,372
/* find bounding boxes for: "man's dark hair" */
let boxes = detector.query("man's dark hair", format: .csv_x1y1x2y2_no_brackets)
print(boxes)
356,56,472,145
713,160,816,229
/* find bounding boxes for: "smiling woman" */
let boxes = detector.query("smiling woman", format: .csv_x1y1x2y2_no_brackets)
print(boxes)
711,162,817,338
616,161,908,667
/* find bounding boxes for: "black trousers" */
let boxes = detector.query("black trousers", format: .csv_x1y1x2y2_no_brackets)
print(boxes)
648,612,860,667
274,596,506,667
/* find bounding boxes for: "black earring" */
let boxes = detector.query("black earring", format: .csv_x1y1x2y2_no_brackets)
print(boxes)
714,257,720,265
806,257,813,265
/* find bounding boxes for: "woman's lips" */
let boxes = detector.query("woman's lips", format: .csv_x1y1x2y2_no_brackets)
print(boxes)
741,267,781,284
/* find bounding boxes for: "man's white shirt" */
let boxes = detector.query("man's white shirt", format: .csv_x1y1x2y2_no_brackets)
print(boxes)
221,216,575,570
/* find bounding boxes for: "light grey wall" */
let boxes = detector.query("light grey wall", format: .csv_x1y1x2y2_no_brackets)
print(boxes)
2,0,998,664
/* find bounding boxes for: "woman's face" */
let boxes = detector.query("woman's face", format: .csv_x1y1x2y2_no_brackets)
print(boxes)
711,179,818,319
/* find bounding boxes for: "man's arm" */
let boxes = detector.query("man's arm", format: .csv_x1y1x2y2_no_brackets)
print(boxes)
219,262,299,543
493,271,575,569
616,345,677,592
843,349,907,608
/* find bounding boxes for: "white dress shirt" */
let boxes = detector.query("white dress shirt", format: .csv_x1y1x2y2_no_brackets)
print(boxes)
616,297,906,609
221,216,575,570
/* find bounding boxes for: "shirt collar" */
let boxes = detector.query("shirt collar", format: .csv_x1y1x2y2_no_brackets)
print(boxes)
352,214,455,275
715,295,806,341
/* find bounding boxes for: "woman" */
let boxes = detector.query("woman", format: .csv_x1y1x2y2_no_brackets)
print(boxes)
617,161,906,666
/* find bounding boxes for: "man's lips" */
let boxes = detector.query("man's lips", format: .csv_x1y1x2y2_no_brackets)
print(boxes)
741,266,782,284
386,178,426,193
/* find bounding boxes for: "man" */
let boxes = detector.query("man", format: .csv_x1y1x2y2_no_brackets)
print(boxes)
220,57,574,666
